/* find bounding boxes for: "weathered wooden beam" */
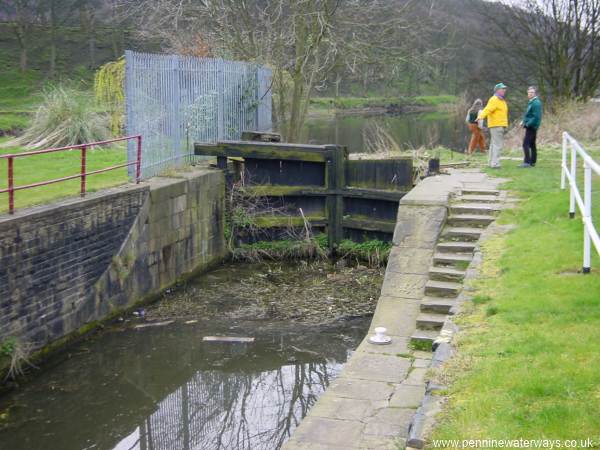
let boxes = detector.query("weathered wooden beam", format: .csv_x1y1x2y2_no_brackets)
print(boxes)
244,185,328,197
194,141,331,162
346,158,413,191
216,156,228,169
243,186,406,201
254,215,328,228
342,188,406,202
240,130,282,142
342,218,396,234
325,145,348,252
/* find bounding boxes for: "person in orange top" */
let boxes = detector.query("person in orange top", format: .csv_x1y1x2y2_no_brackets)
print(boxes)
465,98,486,154
477,83,509,168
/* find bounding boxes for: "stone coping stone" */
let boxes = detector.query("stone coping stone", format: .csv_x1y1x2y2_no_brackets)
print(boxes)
400,173,462,207
393,206,447,249
380,273,428,299
367,297,421,337
341,353,412,383
386,247,434,275
0,183,148,224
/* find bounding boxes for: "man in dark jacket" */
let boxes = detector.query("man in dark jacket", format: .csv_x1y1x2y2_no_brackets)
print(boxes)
520,86,543,167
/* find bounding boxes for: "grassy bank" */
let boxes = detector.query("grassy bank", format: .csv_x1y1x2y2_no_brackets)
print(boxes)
0,137,129,213
309,95,457,111
431,147,600,443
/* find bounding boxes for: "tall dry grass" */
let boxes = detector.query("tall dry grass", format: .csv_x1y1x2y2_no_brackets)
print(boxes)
505,100,600,149
360,120,433,182
2,85,110,150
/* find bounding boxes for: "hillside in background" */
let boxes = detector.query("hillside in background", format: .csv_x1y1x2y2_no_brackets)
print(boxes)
0,0,533,135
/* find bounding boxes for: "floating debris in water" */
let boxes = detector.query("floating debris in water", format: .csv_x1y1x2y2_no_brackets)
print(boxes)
134,320,174,329
202,336,255,343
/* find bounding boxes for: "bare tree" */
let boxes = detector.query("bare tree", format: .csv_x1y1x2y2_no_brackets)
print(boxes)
120,0,438,142
78,0,103,68
0,0,41,72
488,0,600,102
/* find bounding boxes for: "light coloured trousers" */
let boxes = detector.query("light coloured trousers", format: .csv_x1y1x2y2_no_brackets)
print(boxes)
488,127,505,168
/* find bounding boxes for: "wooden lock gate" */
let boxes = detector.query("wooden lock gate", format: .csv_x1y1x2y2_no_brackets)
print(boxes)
194,139,414,250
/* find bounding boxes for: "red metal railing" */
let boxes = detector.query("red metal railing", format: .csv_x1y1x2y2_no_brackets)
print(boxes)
0,135,142,215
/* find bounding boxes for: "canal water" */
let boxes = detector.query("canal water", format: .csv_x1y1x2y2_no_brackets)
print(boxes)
0,262,382,450
302,111,469,153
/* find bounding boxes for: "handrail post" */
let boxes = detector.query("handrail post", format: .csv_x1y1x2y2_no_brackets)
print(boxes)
8,156,14,214
136,135,142,183
569,144,577,218
561,132,567,190
583,162,592,273
81,145,87,197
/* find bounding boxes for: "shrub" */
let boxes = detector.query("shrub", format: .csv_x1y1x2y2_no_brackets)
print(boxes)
94,58,125,136
505,99,600,148
3,85,110,149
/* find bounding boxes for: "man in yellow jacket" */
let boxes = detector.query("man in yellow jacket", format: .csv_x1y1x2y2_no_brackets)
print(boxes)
477,83,509,168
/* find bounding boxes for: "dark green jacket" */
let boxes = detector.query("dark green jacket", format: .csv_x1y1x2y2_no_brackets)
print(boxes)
523,96,543,130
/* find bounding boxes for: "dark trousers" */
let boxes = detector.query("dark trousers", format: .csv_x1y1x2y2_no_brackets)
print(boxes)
523,127,537,165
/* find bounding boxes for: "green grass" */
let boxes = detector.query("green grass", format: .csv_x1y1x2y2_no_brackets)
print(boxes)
0,113,30,131
414,95,458,106
0,137,129,213
0,70,41,131
309,95,457,110
431,147,600,443
337,238,392,262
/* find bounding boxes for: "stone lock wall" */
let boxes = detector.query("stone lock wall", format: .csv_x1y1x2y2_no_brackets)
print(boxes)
0,168,227,349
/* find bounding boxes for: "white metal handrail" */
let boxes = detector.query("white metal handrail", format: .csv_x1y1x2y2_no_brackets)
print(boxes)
561,131,600,273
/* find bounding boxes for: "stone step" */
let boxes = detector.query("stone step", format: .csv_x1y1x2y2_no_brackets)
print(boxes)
436,241,476,253
420,297,457,314
451,203,501,216
428,266,466,282
447,214,495,228
442,227,483,242
425,280,462,297
433,252,472,267
458,194,501,203
410,330,438,349
460,188,500,196
416,313,446,330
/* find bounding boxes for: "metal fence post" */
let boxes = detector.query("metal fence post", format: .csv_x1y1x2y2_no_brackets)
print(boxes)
80,145,87,197
583,161,592,273
217,59,225,141
561,132,567,190
8,156,14,214
569,144,577,218
136,136,142,183
125,50,135,179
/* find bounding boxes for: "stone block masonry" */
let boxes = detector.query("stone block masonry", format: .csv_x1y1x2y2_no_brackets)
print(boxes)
0,167,227,350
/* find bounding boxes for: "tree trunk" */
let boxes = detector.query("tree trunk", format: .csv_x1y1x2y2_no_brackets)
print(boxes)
14,26,28,72
20,47,28,72
80,6,96,68
13,2,29,73
286,69,305,142
89,32,96,68
49,0,58,78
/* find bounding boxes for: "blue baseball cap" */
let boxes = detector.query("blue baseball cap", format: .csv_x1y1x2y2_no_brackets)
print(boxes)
494,83,508,90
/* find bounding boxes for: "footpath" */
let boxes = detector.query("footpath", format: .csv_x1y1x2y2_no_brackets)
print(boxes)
283,169,506,450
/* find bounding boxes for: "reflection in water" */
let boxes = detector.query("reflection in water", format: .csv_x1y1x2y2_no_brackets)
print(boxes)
301,112,469,153
113,361,337,450
0,318,367,450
